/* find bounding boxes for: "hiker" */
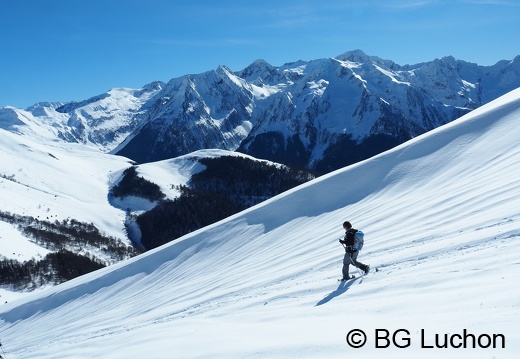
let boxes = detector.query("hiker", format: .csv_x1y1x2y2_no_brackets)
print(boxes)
339,221,369,280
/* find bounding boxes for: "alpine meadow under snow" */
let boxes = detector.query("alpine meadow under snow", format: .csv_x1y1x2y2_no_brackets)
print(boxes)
0,84,519,357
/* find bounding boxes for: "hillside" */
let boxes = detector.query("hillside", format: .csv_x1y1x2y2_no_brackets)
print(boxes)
0,129,139,298
0,129,313,295
1,88,518,358
110,150,315,250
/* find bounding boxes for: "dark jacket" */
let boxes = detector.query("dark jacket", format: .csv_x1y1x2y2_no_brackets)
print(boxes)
340,228,358,252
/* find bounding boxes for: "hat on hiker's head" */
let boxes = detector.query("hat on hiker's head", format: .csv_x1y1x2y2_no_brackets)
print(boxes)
343,221,351,229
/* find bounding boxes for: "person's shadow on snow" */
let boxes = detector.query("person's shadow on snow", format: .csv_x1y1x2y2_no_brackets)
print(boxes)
315,278,359,306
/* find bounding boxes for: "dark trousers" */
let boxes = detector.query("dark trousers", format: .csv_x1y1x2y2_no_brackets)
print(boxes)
342,250,367,278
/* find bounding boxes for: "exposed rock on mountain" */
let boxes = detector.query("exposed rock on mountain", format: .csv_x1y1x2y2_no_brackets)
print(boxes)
2,50,519,173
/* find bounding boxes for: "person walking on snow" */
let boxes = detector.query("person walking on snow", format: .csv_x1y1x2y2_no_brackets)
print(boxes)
339,221,369,281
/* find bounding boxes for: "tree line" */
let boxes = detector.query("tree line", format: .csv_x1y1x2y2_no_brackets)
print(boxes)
135,156,315,249
111,166,165,201
0,210,140,291
0,250,105,290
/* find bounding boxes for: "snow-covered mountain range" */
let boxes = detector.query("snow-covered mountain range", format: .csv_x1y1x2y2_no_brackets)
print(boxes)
2,50,519,172
1,84,519,358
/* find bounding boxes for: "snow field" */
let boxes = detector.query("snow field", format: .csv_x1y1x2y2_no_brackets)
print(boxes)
0,89,520,357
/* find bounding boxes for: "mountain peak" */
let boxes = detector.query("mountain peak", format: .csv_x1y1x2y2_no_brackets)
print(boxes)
216,64,233,73
335,49,398,69
433,55,460,67
336,49,371,62
236,59,285,85
251,59,273,67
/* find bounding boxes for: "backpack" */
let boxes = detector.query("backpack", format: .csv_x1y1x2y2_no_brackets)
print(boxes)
353,230,364,251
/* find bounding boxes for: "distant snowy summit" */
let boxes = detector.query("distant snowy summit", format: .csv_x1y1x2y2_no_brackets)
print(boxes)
2,50,519,173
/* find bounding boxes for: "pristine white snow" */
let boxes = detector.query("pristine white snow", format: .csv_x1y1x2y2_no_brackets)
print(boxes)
0,128,134,302
1,88,520,358
0,130,131,241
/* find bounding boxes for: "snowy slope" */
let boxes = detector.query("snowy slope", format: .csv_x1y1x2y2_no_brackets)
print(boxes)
111,148,287,247
110,148,284,212
1,89,520,358
0,83,163,152
134,149,283,202
0,126,286,301
0,130,133,241
0,129,137,301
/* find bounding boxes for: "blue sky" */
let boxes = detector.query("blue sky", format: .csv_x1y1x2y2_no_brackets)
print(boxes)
1,0,519,108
